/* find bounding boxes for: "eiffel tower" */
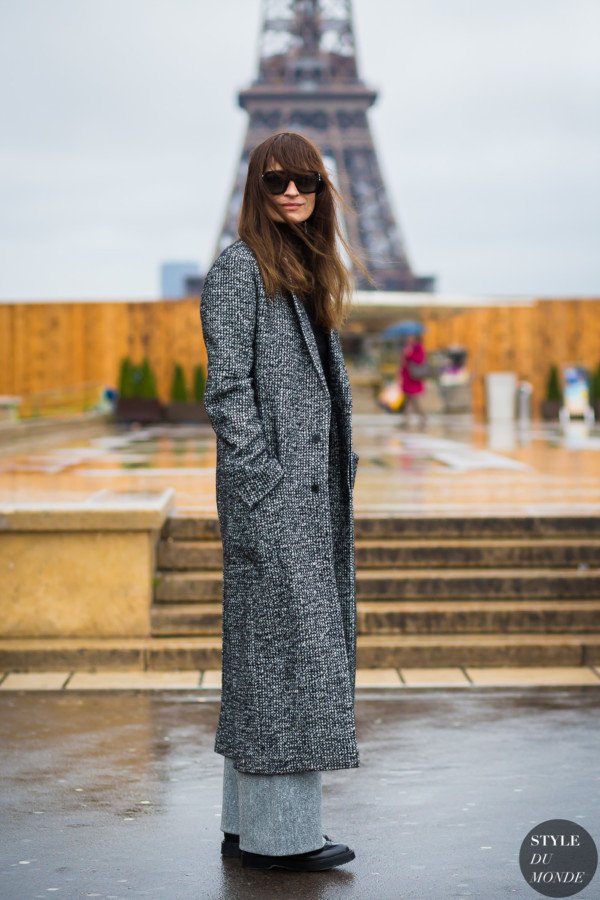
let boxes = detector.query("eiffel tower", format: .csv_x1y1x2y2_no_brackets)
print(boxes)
214,0,435,292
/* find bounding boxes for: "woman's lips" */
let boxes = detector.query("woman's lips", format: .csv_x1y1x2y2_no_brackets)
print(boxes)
282,204,302,209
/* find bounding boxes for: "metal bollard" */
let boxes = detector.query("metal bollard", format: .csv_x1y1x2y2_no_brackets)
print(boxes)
516,381,532,425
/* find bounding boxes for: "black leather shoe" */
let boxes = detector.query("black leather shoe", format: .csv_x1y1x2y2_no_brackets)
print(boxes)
221,832,335,862
221,832,242,858
240,837,355,871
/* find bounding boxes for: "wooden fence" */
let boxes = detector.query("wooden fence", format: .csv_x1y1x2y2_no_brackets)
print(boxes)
419,297,600,416
0,296,598,417
0,299,207,416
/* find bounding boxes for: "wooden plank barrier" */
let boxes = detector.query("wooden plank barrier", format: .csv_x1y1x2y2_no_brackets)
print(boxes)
0,296,598,418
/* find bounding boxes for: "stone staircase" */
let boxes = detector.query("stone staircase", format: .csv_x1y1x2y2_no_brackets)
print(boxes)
152,514,600,668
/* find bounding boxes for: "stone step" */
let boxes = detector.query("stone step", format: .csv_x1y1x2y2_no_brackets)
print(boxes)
158,539,223,570
154,567,600,602
356,634,600,667
150,600,600,637
357,568,600,600
164,513,600,541
152,602,223,635
2,633,600,670
357,600,600,635
353,516,600,540
0,637,220,672
356,538,600,569
157,537,600,571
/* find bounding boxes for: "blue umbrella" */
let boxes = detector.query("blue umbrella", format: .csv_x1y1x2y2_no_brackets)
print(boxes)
382,320,425,338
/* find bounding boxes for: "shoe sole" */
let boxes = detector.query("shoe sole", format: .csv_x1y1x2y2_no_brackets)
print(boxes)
241,848,355,871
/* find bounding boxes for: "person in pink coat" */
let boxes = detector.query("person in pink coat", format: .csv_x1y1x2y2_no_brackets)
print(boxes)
400,334,427,425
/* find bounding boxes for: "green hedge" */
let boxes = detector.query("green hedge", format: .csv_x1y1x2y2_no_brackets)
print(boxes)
117,358,206,402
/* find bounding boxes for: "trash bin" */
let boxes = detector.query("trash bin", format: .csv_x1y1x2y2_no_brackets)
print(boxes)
485,372,517,421
516,381,532,425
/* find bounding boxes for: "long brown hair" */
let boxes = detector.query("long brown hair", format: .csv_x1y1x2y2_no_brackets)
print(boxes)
237,131,371,331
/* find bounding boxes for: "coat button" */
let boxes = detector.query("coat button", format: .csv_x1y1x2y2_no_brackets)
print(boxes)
311,482,319,493
312,433,322,443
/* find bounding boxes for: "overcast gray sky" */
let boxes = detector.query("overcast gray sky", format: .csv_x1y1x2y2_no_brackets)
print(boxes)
1,0,598,300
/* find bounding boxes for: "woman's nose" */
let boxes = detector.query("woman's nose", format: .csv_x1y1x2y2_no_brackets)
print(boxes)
284,180,300,197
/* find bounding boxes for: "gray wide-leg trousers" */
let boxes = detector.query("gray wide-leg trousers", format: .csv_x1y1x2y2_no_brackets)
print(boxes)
220,755,327,856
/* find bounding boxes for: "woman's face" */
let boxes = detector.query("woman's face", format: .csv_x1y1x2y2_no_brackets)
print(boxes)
263,160,317,225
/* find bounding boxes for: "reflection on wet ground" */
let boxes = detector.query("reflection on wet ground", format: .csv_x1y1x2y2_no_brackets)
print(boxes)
0,414,599,514
1,689,599,898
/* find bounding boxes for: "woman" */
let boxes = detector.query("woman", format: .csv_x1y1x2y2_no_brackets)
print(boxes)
400,333,428,425
199,132,367,872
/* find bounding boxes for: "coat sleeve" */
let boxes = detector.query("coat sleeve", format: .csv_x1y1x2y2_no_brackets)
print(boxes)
199,245,284,510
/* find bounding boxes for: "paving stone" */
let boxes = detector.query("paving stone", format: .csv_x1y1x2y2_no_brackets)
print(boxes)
355,668,402,686
67,671,201,689
201,669,222,687
0,672,71,690
400,667,470,685
465,666,600,685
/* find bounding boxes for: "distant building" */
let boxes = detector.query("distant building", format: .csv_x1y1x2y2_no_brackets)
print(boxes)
160,262,201,299
184,273,205,296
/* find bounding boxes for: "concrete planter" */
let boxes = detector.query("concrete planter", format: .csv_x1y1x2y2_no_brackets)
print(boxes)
114,397,165,424
163,402,211,424
0,490,175,640
540,399,561,421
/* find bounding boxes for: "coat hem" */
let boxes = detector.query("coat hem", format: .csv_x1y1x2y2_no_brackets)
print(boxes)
214,745,360,775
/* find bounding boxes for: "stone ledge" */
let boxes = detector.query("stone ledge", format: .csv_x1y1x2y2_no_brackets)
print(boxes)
0,490,177,640
0,488,175,531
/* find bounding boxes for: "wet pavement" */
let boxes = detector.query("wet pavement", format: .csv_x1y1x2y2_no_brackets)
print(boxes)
2,688,599,899
1,414,599,515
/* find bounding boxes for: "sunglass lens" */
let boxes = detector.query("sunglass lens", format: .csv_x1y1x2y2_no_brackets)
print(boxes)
295,174,320,193
262,172,288,194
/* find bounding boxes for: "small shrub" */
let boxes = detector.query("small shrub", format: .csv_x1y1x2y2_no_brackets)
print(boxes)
118,357,136,398
589,362,600,404
138,357,159,399
545,364,562,404
170,364,189,403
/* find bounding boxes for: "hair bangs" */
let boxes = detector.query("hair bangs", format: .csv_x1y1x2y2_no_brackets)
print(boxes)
264,133,323,175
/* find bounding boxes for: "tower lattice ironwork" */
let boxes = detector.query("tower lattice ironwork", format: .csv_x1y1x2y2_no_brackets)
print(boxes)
215,0,435,291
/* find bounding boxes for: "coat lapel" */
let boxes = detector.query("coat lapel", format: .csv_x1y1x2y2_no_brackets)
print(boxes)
289,291,330,397
289,290,353,410
328,327,353,411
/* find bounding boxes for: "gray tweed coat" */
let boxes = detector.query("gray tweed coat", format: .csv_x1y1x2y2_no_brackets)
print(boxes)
199,238,360,775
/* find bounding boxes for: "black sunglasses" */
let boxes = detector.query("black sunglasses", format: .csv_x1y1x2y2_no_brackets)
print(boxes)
261,169,324,195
